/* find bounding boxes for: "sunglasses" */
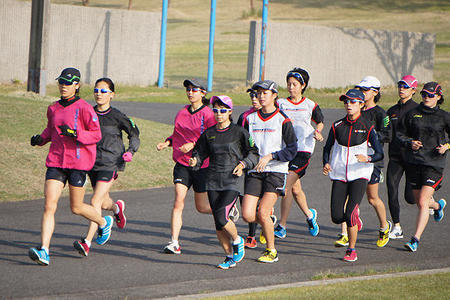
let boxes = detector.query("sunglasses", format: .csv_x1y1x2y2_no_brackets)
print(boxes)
186,87,203,92
287,72,305,84
249,92,257,98
58,78,76,86
398,83,411,89
343,99,364,104
420,91,436,99
94,88,112,94
212,108,231,114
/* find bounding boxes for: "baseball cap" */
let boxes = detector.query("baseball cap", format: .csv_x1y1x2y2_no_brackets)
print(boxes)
355,76,380,90
252,80,278,93
183,78,207,91
421,82,443,96
56,67,81,83
398,75,418,89
339,88,365,102
210,95,233,109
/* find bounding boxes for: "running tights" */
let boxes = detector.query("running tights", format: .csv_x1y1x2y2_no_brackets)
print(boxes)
331,179,367,227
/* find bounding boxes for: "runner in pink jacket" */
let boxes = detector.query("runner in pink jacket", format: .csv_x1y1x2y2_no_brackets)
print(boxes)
28,68,113,266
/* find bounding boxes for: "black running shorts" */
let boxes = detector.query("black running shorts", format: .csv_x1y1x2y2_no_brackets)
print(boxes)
406,164,443,191
45,167,87,187
368,165,383,185
244,172,286,197
173,162,207,193
88,170,118,188
288,152,311,178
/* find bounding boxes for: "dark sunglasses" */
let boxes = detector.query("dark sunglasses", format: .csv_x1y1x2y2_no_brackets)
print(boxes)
58,78,76,86
398,83,411,89
287,72,305,84
212,108,231,114
343,99,364,104
186,87,202,92
249,92,257,98
94,88,112,94
420,91,436,98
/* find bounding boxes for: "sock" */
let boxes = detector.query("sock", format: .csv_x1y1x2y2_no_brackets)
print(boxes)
347,247,356,252
341,232,348,236
171,239,179,246
226,254,233,259
113,203,120,214
278,224,286,230
232,236,241,245
248,222,257,237
412,236,420,243
41,246,49,254
84,239,91,247
100,218,107,228
380,225,388,232
267,248,277,255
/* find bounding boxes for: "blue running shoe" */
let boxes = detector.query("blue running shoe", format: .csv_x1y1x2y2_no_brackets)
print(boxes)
232,236,245,263
434,199,446,222
274,224,287,239
96,216,113,245
217,257,236,270
404,236,419,252
307,208,319,236
28,247,49,266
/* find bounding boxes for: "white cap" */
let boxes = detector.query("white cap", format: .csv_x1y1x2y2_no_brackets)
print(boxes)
356,76,381,90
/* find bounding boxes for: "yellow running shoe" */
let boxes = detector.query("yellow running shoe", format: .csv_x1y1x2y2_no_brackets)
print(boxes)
376,221,392,248
259,231,266,244
334,234,349,247
257,249,278,263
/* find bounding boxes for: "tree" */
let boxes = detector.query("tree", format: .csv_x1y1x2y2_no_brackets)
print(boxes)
82,0,89,6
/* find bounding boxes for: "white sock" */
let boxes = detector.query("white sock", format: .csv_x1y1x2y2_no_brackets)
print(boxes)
171,239,179,246
232,236,241,245
113,203,120,214
84,239,91,247
41,246,49,254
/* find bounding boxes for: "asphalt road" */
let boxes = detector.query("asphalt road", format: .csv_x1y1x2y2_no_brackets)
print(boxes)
1,103,449,299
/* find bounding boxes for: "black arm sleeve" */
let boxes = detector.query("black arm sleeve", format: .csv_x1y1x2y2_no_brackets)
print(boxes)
311,104,324,124
396,112,413,149
119,114,140,154
376,109,392,143
322,126,335,166
368,128,384,163
237,113,245,128
240,129,259,170
272,120,297,162
191,131,210,170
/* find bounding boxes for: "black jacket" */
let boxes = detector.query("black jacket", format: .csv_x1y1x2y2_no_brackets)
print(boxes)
192,123,259,191
92,106,140,171
386,99,419,160
397,103,450,170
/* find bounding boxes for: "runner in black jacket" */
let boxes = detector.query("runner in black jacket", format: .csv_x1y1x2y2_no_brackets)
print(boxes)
386,75,419,239
397,82,449,252
73,78,140,257
189,95,259,269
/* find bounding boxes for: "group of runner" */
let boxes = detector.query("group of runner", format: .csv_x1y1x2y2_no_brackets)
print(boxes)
28,66,448,267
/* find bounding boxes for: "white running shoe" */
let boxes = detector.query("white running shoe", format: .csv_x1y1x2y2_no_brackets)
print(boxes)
163,241,181,254
389,226,403,239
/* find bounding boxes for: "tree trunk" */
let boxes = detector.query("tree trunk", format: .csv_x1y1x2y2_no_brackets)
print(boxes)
250,0,254,10
128,0,132,10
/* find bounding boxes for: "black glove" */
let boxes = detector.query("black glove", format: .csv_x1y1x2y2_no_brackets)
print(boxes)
59,125,77,138
30,134,43,146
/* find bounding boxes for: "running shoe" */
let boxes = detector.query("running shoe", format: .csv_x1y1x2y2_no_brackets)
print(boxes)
244,236,257,249
376,221,392,248
229,204,239,223
95,216,113,245
114,200,127,229
434,199,447,222
28,247,49,266
257,249,278,263
73,239,90,257
163,241,181,254
274,224,287,239
343,248,358,262
232,236,245,262
404,236,419,252
307,208,319,236
259,231,266,244
356,208,363,231
217,257,236,269
389,226,403,239
334,234,349,247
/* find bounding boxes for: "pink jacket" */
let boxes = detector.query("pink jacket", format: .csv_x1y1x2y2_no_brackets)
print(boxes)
166,105,216,167
39,98,102,171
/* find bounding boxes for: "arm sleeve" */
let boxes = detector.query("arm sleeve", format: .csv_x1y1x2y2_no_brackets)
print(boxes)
119,113,140,154
240,129,259,170
39,105,53,145
237,113,245,128
377,109,392,143
76,106,102,145
368,128,384,163
191,131,210,171
243,116,249,131
395,113,413,149
322,126,335,166
272,119,297,162
445,113,450,143
311,104,324,124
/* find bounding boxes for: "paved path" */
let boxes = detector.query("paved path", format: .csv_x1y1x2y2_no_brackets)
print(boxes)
1,103,448,299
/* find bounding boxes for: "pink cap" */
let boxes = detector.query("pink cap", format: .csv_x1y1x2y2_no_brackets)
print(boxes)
398,75,418,89
210,95,233,109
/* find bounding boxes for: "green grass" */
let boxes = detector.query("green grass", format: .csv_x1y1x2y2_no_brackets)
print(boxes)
207,271,450,299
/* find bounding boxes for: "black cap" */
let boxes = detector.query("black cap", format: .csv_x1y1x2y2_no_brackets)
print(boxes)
339,88,365,102
421,82,443,96
183,78,207,91
252,80,278,93
56,67,81,82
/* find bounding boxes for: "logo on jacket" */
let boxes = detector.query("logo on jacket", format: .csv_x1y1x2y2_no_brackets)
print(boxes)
354,129,366,133
413,114,423,118
93,116,98,122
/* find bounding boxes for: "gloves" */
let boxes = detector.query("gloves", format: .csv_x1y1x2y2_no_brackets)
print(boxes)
122,152,133,162
59,125,77,138
30,134,43,146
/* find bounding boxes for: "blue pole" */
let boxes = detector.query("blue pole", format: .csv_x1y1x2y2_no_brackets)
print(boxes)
259,0,269,81
207,0,216,92
157,0,168,88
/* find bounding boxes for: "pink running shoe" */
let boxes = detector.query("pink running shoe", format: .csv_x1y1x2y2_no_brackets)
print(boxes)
73,239,90,257
343,248,357,262
115,200,127,229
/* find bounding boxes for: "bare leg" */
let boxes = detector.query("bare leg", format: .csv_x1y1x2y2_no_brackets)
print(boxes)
348,224,358,249
41,180,64,249
366,183,388,229
217,220,239,255
170,183,188,241
242,194,259,224
292,177,313,218
413,187,438,240
257,192,278,250
85,181,115,243
69,185,105,226
278,172,298,227
194,192,212,214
